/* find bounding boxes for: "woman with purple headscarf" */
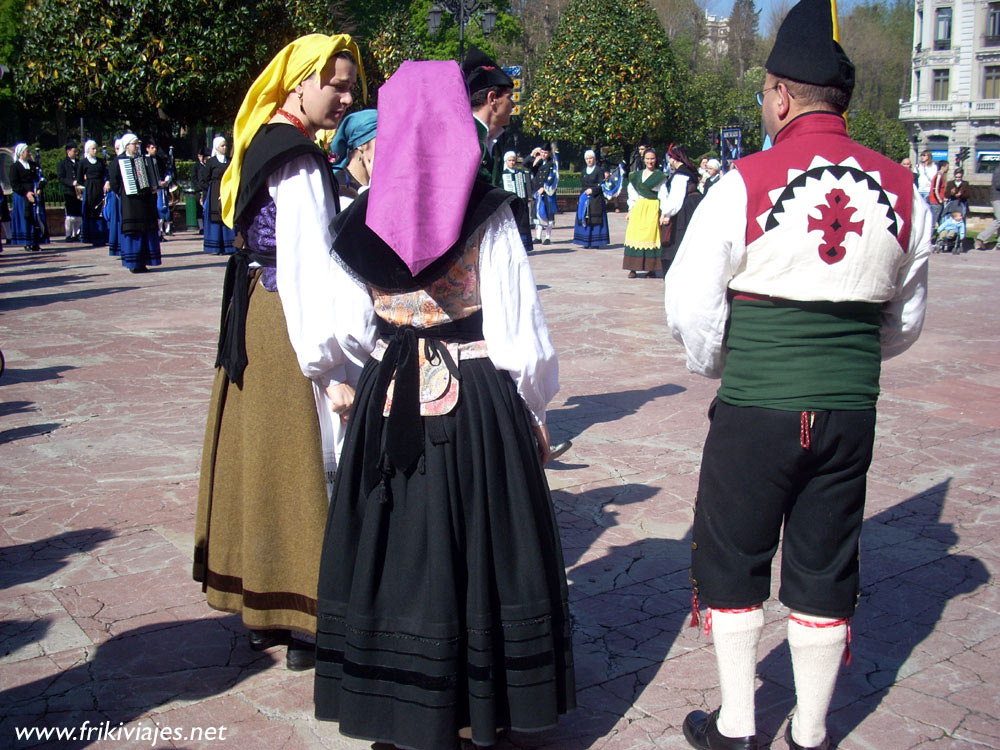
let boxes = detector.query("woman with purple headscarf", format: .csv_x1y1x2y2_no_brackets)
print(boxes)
314,60,575,750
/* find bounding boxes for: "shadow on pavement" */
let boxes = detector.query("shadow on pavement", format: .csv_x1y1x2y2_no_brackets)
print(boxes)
0,423,60,445
501,482,691,748
753,478,990,744
0,619,53,659
0,528,116,590
548,383,686,442
0,615,275,749
0,365,76,385
0,274,106,295
0,286,139,312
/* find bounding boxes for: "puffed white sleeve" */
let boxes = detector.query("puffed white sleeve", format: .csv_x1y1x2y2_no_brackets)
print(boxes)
660,173,688,217
479,203,559,425
271,155,374,387
880,191,932,359
663,169,747,378
626,180,638,210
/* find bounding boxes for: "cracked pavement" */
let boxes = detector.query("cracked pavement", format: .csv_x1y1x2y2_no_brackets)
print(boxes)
1,215,998,749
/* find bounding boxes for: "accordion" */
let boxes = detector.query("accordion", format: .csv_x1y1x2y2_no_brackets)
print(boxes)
118,156,160,196
501,169,529,200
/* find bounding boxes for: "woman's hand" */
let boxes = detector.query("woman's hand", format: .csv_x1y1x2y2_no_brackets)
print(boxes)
584,188,592,195
325,382,356,424
26,191,35,204
532,423,551,466
103,182,111,194
659,215,670,226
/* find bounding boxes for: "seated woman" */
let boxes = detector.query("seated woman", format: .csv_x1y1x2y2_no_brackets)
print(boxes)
314,60,576,750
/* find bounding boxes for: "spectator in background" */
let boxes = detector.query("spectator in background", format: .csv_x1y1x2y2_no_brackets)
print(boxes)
944,167,971,217
928,160,948,227
702,158,722,194
974,165,1000,250
915,149,935,202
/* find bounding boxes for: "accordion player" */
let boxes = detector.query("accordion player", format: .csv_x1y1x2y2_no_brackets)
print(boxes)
117,155,160,196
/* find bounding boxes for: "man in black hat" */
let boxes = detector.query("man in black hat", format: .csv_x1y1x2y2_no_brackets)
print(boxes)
664,0,932,748
56,142,82,241
461,44,515,186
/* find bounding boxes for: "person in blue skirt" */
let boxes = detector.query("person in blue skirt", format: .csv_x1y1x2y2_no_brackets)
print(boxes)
573,149,610,248
77,140,110,247
9,143,48,252
203,135,236,254
108,134,161,273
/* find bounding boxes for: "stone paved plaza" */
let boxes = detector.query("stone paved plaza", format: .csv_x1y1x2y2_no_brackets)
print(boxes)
2,213,998,749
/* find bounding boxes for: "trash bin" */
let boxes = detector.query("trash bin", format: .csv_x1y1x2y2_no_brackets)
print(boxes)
184,189,198,229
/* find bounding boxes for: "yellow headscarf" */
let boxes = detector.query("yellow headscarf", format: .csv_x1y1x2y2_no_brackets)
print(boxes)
220,33,366,227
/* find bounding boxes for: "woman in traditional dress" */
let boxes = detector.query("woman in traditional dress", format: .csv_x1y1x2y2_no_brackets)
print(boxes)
573,149,609,248
659,143,703,273
76,140,110,247
313,59,575,750
531,145,558,244
9,143,47,252
108,134,161,273
203,136,237,254
329,108,377,199
194,33,369,672
104,139,124,256
622,146,667,278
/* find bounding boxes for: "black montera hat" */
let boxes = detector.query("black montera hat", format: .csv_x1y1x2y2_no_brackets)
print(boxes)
461,45,514,93
766,0,855,92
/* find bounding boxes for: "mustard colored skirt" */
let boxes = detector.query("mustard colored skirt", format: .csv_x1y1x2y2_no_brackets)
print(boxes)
623,198,662,271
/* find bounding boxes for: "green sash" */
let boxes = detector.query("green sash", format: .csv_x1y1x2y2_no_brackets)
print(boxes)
629,169,666,200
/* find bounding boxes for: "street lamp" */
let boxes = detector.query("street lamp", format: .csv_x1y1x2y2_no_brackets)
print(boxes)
427,0,498,63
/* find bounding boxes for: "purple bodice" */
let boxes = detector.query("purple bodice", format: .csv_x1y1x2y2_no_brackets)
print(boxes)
239,191,278,291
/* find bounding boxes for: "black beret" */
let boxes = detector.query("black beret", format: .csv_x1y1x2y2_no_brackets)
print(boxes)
766,0,855,92
461,44,513,93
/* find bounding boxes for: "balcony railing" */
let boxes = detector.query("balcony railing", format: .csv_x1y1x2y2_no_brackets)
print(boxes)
899,100,1000,119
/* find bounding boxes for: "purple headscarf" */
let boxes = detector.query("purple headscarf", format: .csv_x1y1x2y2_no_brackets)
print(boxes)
365,60,481,277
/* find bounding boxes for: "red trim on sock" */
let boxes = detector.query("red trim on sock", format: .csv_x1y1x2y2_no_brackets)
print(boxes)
705,606,762,637
788,614,852,665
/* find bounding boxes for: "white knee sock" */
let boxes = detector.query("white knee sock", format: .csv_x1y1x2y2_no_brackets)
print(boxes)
788,612,847,747
712,607,764,738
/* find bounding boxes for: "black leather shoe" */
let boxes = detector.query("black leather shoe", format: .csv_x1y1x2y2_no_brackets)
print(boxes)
247,628,291,651
683,709,758,750
784,721,830,750
285,639,316,671
549,441,572,461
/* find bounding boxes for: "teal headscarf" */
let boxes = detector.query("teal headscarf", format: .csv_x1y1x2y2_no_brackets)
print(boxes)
329,109,377,172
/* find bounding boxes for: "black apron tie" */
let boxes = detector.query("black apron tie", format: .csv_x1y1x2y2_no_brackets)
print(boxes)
215,248,274,385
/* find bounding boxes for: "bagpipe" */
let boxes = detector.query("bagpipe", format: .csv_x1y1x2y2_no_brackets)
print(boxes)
601,162,625,201
543,153,559,196
31,148,48,239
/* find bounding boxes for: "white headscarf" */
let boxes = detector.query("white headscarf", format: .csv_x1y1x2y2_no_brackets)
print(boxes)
211,135,227,163
84,139,98,164
584,149,597,174
503,150,517,170
14,143,29,164
114,138,123,156
120,133,139,152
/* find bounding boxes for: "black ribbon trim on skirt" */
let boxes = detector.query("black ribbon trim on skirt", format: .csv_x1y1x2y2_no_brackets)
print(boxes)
364,311,485,497
215,247,276,385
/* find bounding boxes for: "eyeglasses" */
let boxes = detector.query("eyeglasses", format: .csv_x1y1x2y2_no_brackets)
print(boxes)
756,86,778,106
756,84,795,106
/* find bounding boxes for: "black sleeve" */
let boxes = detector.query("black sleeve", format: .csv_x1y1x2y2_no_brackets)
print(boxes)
57,159,75,189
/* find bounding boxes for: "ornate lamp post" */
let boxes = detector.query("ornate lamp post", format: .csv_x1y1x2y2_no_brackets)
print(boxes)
427,0,498,63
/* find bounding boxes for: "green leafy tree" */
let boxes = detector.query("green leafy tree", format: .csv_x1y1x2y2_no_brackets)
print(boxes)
727,0,759,84
683,65,763,156
848,108,909,160
17,0,352,144
840,0,912,117
524,0,688,155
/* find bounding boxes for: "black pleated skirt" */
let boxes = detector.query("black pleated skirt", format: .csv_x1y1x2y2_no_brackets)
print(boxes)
315,356,575,749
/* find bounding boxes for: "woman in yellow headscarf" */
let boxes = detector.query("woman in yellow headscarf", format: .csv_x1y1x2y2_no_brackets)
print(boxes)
194,33,373,671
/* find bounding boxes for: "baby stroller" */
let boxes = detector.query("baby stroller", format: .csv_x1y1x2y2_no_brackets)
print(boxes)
934,203,966,253
934,230,963,254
